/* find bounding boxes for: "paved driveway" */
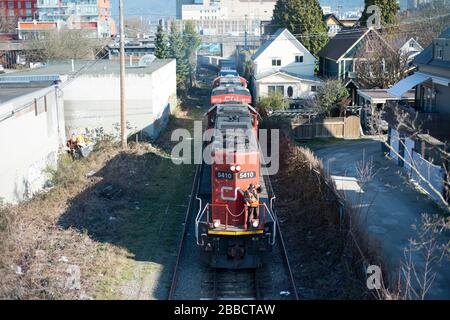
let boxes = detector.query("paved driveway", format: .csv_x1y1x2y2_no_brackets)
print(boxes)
312,139,450,299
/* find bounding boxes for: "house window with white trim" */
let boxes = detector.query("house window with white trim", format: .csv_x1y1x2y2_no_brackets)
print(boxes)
268,85,284,95
295,55,303,63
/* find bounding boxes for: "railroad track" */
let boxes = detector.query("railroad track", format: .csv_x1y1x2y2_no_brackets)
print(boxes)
205,268,260,300
168,162,299,300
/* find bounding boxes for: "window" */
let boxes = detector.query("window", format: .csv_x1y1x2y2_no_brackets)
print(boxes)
287,86,293,97
295,55,303,63
271,59,281,66
311,86,317,92
268,85,284,95
422,86,435,112
409,41,414,48
436,46,443,59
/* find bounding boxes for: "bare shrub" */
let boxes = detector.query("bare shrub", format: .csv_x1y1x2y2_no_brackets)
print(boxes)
271,132,384,299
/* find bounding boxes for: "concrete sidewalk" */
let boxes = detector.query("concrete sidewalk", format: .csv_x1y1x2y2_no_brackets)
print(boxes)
312,139,450,299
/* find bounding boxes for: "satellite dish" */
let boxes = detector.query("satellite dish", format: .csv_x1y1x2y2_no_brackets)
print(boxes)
138,54,156,67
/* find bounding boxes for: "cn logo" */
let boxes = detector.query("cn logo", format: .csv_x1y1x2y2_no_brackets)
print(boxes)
224,96,239,102
366,265,382,290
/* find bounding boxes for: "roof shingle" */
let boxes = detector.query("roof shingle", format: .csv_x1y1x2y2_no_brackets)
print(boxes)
317,28,367,61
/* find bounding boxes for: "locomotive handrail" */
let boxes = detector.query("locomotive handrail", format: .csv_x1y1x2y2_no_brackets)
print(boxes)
261,202,277,246
196,201,276,245
195,202,208,246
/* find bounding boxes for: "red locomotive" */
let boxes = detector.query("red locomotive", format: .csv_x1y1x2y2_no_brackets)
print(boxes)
196,68,276,269
210,86,252,105
212,75,248,88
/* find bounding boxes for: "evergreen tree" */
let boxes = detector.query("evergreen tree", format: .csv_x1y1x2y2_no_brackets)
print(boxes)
272,0,328,56
183,20,201,88
154,24,169,59
359,0,399,27
168,21,189,91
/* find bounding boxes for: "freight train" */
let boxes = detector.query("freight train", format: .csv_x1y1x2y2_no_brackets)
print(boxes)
195,61,276,269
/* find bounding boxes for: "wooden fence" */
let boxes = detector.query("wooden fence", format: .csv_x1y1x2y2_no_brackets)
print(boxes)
292,116,361,140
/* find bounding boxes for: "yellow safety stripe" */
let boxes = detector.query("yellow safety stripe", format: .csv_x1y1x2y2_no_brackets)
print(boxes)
207,229,264,235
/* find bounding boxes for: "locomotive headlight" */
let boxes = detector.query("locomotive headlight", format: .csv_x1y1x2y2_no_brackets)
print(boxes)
235,165,241,171
252,220,259,228
213,219,221,228
230,165,236,172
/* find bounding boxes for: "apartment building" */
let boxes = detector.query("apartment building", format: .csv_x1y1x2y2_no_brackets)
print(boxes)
28,0,115,37
179,0,276,21
0,0,37,20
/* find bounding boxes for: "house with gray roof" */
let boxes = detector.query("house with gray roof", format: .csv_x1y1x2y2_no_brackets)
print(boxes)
317,27,392,81
317,27,395,104
384,27,450,203
251,28,322,107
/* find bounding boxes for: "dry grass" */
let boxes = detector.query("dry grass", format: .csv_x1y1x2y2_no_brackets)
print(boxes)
0,104,200,300
0,138,174,299
271,132,385,299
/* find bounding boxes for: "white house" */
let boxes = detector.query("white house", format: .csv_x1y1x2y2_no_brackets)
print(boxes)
251,28,322,105
398,38,424,62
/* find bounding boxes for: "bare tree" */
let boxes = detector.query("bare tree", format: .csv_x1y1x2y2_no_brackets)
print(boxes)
0,13,17,34
365,103,450,299
124,16,151,38
354,32,410,89
397,1,450,48
26,30,106,62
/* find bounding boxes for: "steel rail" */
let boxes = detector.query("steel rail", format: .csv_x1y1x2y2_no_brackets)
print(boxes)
264,173,300,300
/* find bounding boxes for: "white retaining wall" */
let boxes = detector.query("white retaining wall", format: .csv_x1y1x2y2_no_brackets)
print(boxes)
0,87,65,204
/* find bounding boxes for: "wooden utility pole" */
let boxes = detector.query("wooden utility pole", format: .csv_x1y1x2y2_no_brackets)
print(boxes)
119,0,127,149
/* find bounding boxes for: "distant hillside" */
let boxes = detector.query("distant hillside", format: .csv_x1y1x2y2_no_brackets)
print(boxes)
320,0,407,11
109,0,407,20
319,0,364,10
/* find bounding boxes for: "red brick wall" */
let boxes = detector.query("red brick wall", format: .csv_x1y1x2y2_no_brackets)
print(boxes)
0,0,37,19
